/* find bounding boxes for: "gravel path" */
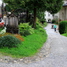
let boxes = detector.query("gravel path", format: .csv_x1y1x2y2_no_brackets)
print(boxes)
0,24,67,67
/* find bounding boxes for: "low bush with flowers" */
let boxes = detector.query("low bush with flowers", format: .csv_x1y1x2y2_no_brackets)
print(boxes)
14,34,24,41
0,22,4,27
0,33,24,42
0,35,21,48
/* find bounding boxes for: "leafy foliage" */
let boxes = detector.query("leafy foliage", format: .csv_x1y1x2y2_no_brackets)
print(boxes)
0,20,47,57
0,35,21,48
52,19,58,24
36,22,47,33
0,33,12,37
47,0,63,14
36,22,43,29
37,11,45,23
0,28,47,57
4,0,63,28
14,34,24,41
19,23,34,36
0,33,24,42
59,21,67,34
4,0,25,11
52,19,56,23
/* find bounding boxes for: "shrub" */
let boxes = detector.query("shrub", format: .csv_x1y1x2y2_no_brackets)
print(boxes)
0,33,12,37
14,34,24,41
52,19,58,24
19,23,34,36
59,21,67,34
42,22,47,27
0,33,24,42
36,22,47,33
0,35,21,48
36,22,43,29
39,28,45,32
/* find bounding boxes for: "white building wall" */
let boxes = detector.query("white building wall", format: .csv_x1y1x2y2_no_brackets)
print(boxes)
45,11,53,22
64,1,67,4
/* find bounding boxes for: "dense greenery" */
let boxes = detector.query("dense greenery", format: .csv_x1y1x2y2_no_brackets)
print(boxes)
4,0,25,11
52,19,58,24
59,21,67,34
0,20,47,57
0,35,21,48
0,28,47,57
37,11,45,23
4,0,63,28
47,0,63,15
19,23,34,36
52,19,56,23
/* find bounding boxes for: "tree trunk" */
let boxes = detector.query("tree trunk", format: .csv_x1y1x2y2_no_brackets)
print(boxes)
33,8,36,28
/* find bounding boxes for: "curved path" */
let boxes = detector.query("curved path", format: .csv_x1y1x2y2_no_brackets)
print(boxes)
0,24,67,67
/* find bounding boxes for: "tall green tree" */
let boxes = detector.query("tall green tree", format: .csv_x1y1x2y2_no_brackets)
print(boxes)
4,0,63,28
25,0,47,28
46,0,63,16
24,0,63,28
37,11,45,22
3,0,25,11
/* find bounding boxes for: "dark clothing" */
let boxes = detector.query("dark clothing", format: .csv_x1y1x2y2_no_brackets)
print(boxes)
54,28,56,31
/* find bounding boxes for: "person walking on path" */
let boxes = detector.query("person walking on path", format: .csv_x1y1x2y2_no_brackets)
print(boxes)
53,24,57,32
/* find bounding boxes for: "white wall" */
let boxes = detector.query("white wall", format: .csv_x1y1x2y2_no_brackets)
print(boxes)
64,1,67,4
45,11,53,22
0,0,2,6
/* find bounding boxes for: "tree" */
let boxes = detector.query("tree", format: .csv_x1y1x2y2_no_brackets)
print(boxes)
3,0,25,11
24,0,48,28
24,0,63,28
46,0,63,15
37,11,45,22
4,0,47,28
4,0,63,28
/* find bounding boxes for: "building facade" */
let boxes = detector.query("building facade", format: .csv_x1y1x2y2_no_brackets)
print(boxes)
45,11,53,22
59,0,67,21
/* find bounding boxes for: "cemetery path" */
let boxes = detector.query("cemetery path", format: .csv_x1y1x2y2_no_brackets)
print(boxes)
0,24,67,67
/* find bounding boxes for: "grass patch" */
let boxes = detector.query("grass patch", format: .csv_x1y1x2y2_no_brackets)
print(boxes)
0,29,47,58
62,33,67,37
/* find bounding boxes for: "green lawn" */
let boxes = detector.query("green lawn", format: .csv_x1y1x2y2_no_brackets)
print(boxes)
62,33,67,37
0,29,47,58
